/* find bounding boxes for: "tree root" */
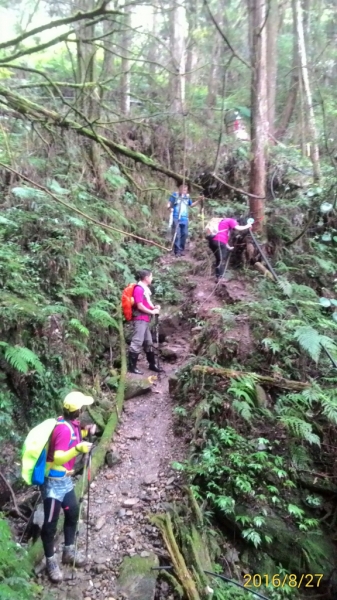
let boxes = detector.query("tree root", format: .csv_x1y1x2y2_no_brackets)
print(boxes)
151,513,201,600
159,570,184,598
192,365,310,391
0,472,28,521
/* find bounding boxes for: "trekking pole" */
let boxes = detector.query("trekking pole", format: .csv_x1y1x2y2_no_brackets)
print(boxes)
72,456,88,579
155,314,161,380
171,195,183,252
19,491,41,544
200,193,205,232
85,433,93,559
249,229,280,282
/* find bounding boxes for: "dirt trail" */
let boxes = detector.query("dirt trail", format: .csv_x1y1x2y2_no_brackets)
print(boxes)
39,246,228,600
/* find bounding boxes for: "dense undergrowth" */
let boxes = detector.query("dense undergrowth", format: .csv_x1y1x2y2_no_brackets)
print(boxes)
171,216,337,597
0,119,337,598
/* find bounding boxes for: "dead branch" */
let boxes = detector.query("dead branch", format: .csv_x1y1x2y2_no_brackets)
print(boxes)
203,0,250,69
192,366,311,391
0,472,28,521
0,2,122,51
212,173,265,199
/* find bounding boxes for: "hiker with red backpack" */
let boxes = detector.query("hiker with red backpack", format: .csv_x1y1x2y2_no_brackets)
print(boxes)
206,216,253,281
39,391,96,583
123,269,163,374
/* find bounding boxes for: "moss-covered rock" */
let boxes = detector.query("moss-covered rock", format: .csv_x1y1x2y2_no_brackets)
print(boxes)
117,553,159,600
125,375,156,400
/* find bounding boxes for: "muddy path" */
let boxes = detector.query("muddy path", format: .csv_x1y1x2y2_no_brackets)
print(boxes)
37,244,247,600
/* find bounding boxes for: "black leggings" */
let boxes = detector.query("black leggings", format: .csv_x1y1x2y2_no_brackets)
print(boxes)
208,239,230,278
41,489,79,558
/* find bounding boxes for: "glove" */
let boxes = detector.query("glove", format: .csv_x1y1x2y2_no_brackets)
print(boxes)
75,441,93,454
84,424,96,436
247,218,254,227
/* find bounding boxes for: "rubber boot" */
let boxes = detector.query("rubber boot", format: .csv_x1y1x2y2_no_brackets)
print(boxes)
146,351,164,373
128,351,143,374
46,555,63,583
62,544,86,567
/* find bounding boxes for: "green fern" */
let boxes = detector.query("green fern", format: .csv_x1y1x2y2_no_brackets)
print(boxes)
313,256,336,273
279,416,320,445
262,337,281,354
11,186,46,201
87,307,118,329
0,342,44,374
319,392,337,425
69,318,89,337
232,400,253,421
293,325,337,362
277,277,293,297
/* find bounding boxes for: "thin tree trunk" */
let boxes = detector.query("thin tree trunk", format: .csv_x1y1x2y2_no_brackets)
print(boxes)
293,0,320,180
169,0,187,113
120,0,131,115
185,0,198,89
249,0,268,232
148,0,159,79
101,4,116,95
266,0,279,138
275,14,298,140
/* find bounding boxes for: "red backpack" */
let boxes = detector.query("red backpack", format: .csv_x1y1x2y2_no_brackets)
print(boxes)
121,283,137,321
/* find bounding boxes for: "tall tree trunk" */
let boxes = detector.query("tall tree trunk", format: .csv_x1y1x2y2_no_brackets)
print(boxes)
185,0,198,89
120,1,131,115
101,2,117,95
169,0,187,113
148,0,159,80
206,38,221,110
274,17,299,140
266,0,279,138
293,0,320,180
73,0,102,186
249,0,268,232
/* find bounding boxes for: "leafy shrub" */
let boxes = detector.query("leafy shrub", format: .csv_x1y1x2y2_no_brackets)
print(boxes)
0,517,50,599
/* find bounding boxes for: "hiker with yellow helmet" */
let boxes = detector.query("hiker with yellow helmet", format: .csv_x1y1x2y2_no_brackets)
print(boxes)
40,391,95,583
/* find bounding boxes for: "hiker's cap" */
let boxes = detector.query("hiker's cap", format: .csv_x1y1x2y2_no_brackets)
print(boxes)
63,391,94,412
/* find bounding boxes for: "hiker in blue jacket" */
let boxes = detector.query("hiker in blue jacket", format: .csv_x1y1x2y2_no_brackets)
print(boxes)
168,183,202,256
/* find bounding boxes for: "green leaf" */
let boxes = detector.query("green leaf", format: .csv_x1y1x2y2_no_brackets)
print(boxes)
47,179,70,195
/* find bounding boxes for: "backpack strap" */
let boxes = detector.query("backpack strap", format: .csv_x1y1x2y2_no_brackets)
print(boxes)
56,418,80,446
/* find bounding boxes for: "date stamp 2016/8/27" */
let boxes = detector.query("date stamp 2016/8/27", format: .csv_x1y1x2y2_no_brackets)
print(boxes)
244,574,323,589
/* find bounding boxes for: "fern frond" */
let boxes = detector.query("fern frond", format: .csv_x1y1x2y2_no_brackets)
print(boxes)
277,277,293,297
87,308,118,329
292,326,337,362
232,400,253,421
262,337,281,354
0,342,44,374
69,319,89,337
279,416,320,445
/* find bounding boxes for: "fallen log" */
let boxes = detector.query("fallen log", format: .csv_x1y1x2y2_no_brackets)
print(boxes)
192,365,310,391
28,309,127,566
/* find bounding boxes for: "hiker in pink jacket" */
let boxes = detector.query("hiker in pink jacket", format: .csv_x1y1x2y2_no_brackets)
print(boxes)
208,217,252,280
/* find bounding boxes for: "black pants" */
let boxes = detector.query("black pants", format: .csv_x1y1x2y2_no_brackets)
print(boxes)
208,239,230,278
41,489,79,558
